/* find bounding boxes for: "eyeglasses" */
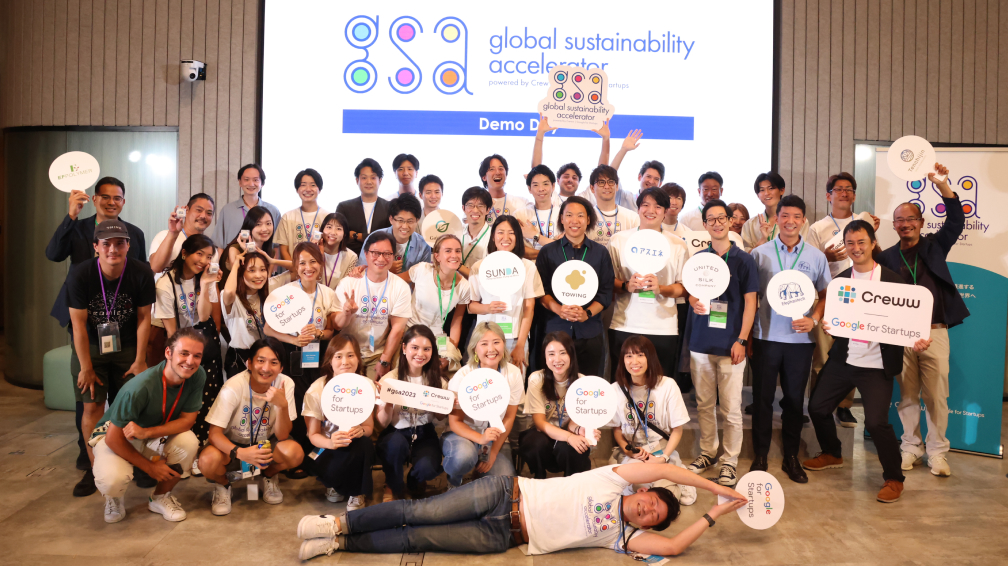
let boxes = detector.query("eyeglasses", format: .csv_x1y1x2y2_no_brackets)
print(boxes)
392,216,417,226
368,250,394,259
894,217,922,224
96,195,125,204
464,203,487,212
705,215,729,225
595,179,617,188
830,188,856,195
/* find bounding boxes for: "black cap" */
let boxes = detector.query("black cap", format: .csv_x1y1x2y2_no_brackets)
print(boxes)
94,219,130,241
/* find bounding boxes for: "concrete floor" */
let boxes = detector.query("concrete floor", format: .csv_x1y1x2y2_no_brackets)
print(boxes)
0,376,1006,566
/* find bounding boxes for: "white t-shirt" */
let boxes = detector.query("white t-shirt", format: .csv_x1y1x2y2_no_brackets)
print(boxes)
678,206,705,231
302,374,378,426
205,370,298,445
806,212,872,277
149,230,186,272
275,207,330,250
153,272,218,327
460,223,492,269
332,272,413,357
468,257,544,339
844,264,885,369
661,221,688,241
525,371,586,427
589,204,639,247
447,363,524,432
270,281,338,334
608,230,687,335
518,203,563,250
223,293,267,349
611,376,690,449
488,194,530,224
361,201,377,232
321,249,359,290
518,465,643,555
407,263,471,335
377,370,449,429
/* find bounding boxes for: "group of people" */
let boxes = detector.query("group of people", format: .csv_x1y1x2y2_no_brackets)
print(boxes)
44,125,968,559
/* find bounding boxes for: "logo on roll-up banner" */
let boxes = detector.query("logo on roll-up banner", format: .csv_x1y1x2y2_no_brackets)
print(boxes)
905,175,980,220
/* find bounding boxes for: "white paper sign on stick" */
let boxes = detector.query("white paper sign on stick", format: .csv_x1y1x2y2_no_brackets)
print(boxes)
537,65,615,131
550,260,599,306
682,230,745,256
456,368,510,432
622,229,671,275
824,278,933,346
421,209,463,246
766,270,816,321
887,135,945,182
263,287,313,334
682,252,730,310
479,251,527,306
563,376,616,446
49,151,100,192
321,373,376,429
718,471,785,530
378,377,455,415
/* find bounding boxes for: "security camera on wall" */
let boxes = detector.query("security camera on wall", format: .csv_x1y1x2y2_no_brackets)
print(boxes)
182,60,206,82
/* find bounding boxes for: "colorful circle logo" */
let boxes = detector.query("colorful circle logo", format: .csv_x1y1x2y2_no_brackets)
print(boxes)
441,24,459,42
440,69,459,87
396,23,415,41
396,68,414,86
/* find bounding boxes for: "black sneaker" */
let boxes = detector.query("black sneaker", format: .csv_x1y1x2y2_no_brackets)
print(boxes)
134,466,157,488
76,450,90,471
73,469,97,497
836,407,858,428
685,454,716,474
717,464,738,486
749,455,768,472
802,414,811,424
782,455,808,484
744,403,753,415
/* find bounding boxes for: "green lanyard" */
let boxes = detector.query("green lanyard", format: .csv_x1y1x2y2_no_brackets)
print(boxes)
773,238,805,271
764,214,777,241
562,239,589,262
461,224,490,265
397,237,412,265
899,249,918,284
435,270,456,326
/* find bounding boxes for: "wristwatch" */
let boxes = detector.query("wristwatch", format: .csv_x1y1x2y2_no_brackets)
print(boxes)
379,359,390,368
229,446,239,461
812,317,820,327
583,306,592,318
703,513,715,527
533,235,540,244
736,338,748,346
621,281,629,293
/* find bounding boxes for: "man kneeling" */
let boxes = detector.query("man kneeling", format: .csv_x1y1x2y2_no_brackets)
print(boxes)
200,337,304,515
296,463,746,559
92,328,207,523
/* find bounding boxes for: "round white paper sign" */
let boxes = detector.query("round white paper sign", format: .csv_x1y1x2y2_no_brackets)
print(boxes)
622,229,671,275
479,251,527,297
682,253,730,304
564,375,616,445
766,269,816,319
321,373,376,429
718,471,785,530
551,260,599,306
421,209,463,246
263,287,314,334
456,368,511,431
49,151,100,192
886,135,937,182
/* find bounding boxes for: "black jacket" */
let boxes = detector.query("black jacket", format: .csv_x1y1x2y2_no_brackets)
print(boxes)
46,214,147,327
824,265,906,378
876,194,970,328
335,196,392,256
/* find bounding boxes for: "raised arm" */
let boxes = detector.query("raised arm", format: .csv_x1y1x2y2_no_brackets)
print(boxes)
609,129,642,171
531,114,556,168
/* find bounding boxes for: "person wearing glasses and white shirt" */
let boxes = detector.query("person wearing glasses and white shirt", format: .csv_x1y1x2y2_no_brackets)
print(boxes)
585,164,639,248
358,194,431,276
457,187,494,279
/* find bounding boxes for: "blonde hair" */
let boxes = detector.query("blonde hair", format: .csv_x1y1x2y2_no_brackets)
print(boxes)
465,321,512,369
431,233,462,273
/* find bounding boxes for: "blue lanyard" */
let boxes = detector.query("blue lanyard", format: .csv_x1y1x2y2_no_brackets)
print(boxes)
177,278,199,326
248,380,270,444
364,200,376,232
247,294,265,337
490,193,508,222
534,206,554,238
300,209,321,242
595,205,617,237
828,214,840,233
299,281,321,329
629,387,652,442
363,275,390,324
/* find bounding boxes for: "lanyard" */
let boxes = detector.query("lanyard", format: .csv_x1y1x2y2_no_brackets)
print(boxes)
364,275,390,324
435,270,457,327
247,294,265,337
161,372,184,426
773,238,806,271
553,379,569,428
763,213,777,241
853,262,877,281
299,281,321,329
298,208,318,241
324,251,342,287
396,237,412,264
364,200,377,232
97,259,126,323
534,206,554,238
899,249,918,284
561,239,589,262
617,498,639,553
628,387,652,442
828,214,841,233
595,205,617,237
490,193,508,222
461,223,490,265
248,380,270,444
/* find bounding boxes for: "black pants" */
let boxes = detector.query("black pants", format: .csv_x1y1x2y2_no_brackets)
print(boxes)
283,343,322,465
609,331,679,385
518,428,592,479
751,339,815,458
809,361,905,482
674,303,692,393
572,333,605,378
314,436,376,496
224,346,253,378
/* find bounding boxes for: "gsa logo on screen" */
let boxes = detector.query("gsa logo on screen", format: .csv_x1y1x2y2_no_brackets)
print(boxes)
905,175,978,219
344,15,472,95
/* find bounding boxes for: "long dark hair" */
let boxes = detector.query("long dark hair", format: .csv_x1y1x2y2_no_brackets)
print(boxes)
320,212,350,253
236,253,270,319
486,214,527,259
540,331,579,402
226,205,276,257
320,334,365,379
614,335,663,391
396,325,443,389
291,242,325,283
165,234,215,290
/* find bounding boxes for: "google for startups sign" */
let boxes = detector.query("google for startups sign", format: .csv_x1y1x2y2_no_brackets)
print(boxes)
823,278,933,347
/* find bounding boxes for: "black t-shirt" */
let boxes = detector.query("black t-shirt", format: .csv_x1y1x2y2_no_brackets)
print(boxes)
897,243,945,325
67,258,156,346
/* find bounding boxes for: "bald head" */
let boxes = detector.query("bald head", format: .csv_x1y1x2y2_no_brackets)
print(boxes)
892,202,924,246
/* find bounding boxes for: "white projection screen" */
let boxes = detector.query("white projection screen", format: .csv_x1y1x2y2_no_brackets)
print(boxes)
261,0,774,216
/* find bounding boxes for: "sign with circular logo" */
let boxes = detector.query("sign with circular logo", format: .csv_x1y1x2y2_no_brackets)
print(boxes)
718,471,785,530
887,135,940,182
321,373,376,429
478,251,527,298
457,368,511,431
421,209,463,246
682,252,730,307
49,151,100,192
622,229,671,275
563,375,617,446
766,269,816,320
550,260,599,306
263,286,314,334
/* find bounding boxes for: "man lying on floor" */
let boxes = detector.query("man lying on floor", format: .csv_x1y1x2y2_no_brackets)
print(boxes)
296,462,747,559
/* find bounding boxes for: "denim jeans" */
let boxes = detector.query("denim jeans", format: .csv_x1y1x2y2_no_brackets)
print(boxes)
376,423,443,498
441,432,515,487
341,475,514,553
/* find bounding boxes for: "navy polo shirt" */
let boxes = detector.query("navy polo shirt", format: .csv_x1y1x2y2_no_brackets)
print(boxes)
687,243,759,356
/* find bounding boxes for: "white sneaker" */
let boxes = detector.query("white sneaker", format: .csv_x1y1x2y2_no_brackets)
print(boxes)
190,459,203,477
211,484,232,516
325,488,345,503
263,475,283,505
298,514,339,539
104,495,125,523
901,451,922,471
148,491,187,522
299,537,338,560
929,454,952,477
346,495,366,512
678,485,698,506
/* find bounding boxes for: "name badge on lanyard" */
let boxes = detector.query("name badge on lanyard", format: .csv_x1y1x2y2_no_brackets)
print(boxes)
436,335,448,356
301,341,320,368
708,300,728,329
636,290,656,304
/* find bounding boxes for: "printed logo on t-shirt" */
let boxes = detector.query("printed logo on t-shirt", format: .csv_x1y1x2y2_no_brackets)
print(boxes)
796,260,812,273
358,294,390,322
626,399,655,423
583,496,618,537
